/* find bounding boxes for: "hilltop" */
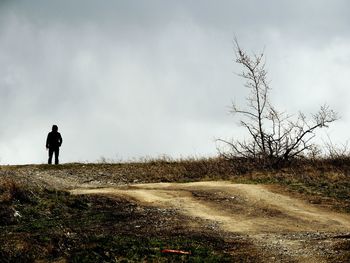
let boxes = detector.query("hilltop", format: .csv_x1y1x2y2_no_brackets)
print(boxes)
1,158,350,262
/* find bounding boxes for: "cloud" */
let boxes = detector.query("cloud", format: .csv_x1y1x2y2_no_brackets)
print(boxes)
0,0,349,163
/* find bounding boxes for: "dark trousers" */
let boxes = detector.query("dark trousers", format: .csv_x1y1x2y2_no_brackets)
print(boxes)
48,147,59,164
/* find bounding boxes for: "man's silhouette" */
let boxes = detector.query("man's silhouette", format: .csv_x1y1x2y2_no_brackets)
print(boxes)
46,125,62,164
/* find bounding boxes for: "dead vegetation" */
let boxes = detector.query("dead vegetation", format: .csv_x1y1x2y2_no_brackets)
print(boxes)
0,157,350,262
217,40,338,167
4,157,349,211
0,173,262,262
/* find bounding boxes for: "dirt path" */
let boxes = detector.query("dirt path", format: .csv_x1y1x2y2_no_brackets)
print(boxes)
70,181,350,262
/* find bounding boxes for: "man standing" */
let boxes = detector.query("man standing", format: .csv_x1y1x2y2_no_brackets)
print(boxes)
46,125,63,164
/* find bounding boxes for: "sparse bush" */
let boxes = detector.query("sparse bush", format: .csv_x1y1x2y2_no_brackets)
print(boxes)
324,137,350,161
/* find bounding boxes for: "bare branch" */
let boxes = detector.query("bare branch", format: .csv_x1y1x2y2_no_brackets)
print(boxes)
219,40,339,166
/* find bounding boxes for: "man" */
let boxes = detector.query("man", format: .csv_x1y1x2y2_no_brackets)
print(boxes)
46,125,63,164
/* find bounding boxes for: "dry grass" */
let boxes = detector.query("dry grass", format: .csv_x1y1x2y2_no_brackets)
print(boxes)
9,156,348,213
0,178,34,227
1,157,350,262
0,176,244,262
0,178,29,203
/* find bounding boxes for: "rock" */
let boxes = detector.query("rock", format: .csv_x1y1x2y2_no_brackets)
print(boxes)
13,210,22,218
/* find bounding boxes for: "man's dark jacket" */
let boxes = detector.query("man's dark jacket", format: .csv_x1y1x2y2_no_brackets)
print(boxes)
46,131,62,149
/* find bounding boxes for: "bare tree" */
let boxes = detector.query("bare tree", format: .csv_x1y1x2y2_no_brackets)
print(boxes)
218,40,338,165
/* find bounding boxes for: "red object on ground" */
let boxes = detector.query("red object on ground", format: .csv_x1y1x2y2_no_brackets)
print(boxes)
161,249,191,255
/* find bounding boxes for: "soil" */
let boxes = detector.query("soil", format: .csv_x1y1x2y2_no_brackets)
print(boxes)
2,164,350,262
69,181,350,263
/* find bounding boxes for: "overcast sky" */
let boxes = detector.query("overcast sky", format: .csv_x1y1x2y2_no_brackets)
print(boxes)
0,0,349,164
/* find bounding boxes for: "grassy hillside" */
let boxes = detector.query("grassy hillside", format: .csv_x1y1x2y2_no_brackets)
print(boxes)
1,157,349,262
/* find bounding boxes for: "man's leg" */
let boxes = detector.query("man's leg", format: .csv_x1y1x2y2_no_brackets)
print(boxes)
54,148,60,165
48,148,54,164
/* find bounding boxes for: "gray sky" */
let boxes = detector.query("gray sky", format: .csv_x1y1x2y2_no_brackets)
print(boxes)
0,0,349,164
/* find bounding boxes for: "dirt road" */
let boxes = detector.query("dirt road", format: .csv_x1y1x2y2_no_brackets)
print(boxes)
71,181,350,262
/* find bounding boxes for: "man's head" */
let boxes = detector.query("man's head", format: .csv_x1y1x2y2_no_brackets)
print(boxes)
52,125,58,132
